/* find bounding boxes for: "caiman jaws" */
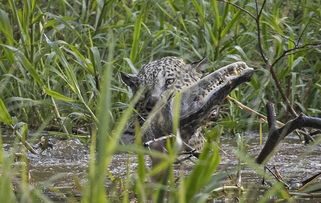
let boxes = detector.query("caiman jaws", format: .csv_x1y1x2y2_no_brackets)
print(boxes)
142,62,254,144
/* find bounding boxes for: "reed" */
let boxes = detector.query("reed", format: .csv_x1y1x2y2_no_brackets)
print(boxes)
0,0,320,202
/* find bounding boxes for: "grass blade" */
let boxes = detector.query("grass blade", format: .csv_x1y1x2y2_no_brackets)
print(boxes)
0,98,13,125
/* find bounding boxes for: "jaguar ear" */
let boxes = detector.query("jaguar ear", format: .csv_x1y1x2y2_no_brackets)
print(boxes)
191,57,209,73
121,72,138,90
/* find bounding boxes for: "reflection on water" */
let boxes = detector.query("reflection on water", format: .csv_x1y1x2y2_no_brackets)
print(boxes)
3,132,321,199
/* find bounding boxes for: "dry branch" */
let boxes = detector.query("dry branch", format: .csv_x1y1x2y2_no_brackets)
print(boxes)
217,0,321,121
256,103,321,164
226,96,284,127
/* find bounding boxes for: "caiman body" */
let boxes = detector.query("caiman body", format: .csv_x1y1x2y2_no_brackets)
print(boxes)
141,62,253,145
121,57,253,150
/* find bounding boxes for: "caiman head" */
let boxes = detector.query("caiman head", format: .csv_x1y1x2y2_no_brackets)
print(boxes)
142,61,254,143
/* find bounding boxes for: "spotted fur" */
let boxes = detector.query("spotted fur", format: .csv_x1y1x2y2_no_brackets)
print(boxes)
121,57,253,156
122,57,206,116
121,56,207,150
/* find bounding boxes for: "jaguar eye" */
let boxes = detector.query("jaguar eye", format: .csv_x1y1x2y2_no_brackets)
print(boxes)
165,78,175,86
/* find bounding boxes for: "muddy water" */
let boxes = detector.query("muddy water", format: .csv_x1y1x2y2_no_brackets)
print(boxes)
219,133,321,185
3,132,321,199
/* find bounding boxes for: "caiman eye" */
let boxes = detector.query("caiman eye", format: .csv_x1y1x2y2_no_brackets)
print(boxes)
165,78,175,86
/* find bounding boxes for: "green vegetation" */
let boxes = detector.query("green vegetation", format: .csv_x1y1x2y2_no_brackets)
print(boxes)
0,0,321,202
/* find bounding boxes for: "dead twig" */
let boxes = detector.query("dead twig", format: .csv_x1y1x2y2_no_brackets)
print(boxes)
264,166,289,188
271,43,321,69
211,185,244,193
143,134,176,148
297,171,321,191
290,192,321,198
266,41,321,119
226,96,284,127
227,96,315,142
218,0,321,142
255,0,268,63
266,102,276,131
256,103,321,164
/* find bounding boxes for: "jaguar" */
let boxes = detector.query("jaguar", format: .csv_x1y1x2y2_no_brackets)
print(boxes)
120,56,253,153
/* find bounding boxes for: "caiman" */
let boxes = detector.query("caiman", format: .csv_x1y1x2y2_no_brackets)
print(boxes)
120,56,253,152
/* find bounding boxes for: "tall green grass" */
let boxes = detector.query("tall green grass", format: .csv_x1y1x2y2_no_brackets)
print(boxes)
0,0,320,202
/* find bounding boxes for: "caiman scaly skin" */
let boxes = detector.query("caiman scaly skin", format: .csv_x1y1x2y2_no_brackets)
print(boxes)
121,57,253,152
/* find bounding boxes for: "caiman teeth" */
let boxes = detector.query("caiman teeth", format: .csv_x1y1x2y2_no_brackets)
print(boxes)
221,68,242,78
212,63,250,88
233,69,240,76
